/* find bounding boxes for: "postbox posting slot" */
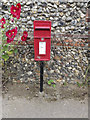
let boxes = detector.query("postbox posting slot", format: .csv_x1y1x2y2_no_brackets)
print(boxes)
35,26,50,29
34,37,51,39
34,26,50,37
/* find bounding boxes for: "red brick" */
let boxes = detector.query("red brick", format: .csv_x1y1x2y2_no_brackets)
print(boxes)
80,43,85,47
86,18,90,22
74,42,79,46
68,46,71,49
56,43,62,46
69,43,74,46
65,40,69,42
88,31,90,34
88,44,90,47
69,39,73,42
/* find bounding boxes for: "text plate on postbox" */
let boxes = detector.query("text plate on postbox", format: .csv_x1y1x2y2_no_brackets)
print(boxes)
39,42,46,55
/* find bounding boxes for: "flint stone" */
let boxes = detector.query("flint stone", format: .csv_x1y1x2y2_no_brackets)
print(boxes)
65,12,70,17
71,20,77,25
50,17,53,20
79,11,85,18
62,16,66,20
66,17,72,22
58,21,65,26
53,22,58,27
48,3,53,7
27,16,30,20
50,9,56,13
45,14,49,18
31,16,35,21
58,8,63,12
2,10,10,14
55,17,59,21
38,8,42,13
5,14,9,18
53,4,57,9
22,18,27,22
0,12,2,15
50,70,54,74
2,5,8,10
26,1,32,5
24,8,30,11
62,5,66,9
27,71,32,75
37,2,42,6
41,2,47,7
0,2,3,7
77,3,84,7
27,21,33,25
81,8,86,14
24,13,28,18
59,12,64,16
46,8,49,13
68,0,73,2
30,3,34,9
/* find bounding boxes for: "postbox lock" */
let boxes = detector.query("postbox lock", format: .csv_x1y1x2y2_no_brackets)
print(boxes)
41,38,44,41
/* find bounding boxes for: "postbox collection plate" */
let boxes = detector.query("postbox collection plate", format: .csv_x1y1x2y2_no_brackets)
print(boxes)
34,20,51,61
39,42,46,55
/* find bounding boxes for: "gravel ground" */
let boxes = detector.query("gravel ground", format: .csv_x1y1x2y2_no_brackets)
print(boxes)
1,82,88,118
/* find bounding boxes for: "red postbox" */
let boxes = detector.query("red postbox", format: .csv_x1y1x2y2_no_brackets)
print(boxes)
34,20,51,61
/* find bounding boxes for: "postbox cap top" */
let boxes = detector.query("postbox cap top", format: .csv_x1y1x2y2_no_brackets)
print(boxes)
34,20,51,23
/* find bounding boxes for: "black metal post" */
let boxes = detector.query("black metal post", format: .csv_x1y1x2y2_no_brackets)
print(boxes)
40,61,44,92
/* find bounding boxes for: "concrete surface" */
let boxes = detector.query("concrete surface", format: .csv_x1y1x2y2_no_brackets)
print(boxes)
0,95,2,120
2,95,88,118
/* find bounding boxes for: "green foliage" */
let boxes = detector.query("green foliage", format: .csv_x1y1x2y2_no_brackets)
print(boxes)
48,80,56,88
2,53,9,61
63,82,67,86
6,50,13,55
2,45,9,52
1,42,18,62
53,84,56,88
84,65,90,82
1,17,19,62
77,82,81,88
13,48,18,54
76,65,90,88
2,36,6,41
76,81,88,88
